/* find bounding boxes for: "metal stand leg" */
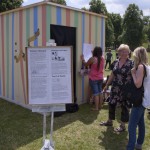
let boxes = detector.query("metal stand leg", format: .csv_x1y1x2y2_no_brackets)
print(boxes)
41,113,51,150
43,113,47,145
50,111,54,148
32,105,65,150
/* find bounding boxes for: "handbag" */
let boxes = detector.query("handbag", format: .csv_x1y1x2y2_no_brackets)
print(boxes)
122,78,144,108
142,64,150,108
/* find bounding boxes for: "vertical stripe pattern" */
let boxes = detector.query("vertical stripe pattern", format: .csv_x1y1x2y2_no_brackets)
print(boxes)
95,17,98,45
101,18,105,51
26,9,30,46
46,5,51,41
19,10,26,102
81,12,85,101
0,3,105,105
6,15,9,98
66,9,70,26
42,5,46,46
1,16,5,96
12,13,14,100
56,7,61,25
89,15,91,43
33,7,38,46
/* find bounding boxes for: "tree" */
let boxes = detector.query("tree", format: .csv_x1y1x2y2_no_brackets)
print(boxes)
105,14,115,48
109,13,123,48
143,16,150,26
81,7,89,11
142,16,150,43
48,0,66,5
89,0,107,15
143,16,150,50
0,0,23,13
122,4,144,51
89,0,114,48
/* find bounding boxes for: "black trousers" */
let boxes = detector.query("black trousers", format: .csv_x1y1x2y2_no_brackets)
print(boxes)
108,103,129,123
105,60,111,69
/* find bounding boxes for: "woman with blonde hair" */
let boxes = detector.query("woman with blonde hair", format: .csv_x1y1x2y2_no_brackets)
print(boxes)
127,47,148,150
100,44,133,132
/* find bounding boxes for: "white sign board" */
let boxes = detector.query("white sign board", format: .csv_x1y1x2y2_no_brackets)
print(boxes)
83,43,93,62
26,46,73,105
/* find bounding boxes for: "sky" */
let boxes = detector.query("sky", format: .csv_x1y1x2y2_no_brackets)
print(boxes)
23,0,150,17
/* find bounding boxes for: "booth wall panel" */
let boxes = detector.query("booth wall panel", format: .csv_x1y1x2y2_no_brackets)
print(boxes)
0,2,106,105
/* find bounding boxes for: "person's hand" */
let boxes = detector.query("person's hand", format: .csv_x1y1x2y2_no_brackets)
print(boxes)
103,85,108,92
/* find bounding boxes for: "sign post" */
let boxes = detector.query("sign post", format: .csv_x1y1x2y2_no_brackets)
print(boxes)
32,105,66,150
26,46,73,149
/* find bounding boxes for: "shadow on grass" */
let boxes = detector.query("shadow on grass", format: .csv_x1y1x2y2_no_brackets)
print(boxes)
97,104,129,150
52,103,100,130
0,99,99,150
98,126,128,150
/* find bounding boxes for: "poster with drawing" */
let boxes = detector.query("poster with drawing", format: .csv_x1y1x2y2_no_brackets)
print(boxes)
26,46,73,105
83,43,93,62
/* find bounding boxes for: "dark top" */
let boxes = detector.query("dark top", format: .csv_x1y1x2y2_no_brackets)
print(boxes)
109,58,134,105
106,52,112,61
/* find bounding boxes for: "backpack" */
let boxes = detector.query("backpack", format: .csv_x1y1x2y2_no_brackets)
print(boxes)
142,65,150,108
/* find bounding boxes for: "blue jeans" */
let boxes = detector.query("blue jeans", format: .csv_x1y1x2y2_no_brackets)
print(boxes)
89,79,103,96
126,105,145,150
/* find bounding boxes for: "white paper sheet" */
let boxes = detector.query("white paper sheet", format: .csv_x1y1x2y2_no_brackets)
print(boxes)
83,43,93,62
27,47,72,105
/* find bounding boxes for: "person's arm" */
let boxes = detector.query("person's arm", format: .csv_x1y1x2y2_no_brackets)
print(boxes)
103,71,114,91
80,55,93,67
131,64,144,88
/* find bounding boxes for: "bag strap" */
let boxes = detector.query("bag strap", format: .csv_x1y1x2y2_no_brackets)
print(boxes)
142,64,147,77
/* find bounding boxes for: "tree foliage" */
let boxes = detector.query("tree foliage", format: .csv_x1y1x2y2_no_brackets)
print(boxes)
105,14,115,47
81,7,89,11
122,4,144,51
143,16,150,42
109,13,122,48
0,0,23,13
49,0,66,5
143,16,150,26
89,0,107,15
89,0,114,48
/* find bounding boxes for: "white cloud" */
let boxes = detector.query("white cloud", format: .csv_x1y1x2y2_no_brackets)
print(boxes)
66,0,90,9
102,0,150,16
22,0,43,6
106,4,125,16
23,0,29,2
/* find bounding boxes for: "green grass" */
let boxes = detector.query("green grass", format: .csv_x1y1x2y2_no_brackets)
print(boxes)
0,50,150,150
0,99,150,150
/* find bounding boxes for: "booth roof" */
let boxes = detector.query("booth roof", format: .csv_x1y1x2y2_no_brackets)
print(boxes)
0,0,107,19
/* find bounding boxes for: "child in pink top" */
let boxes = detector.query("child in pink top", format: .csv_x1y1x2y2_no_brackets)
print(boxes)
81,47,105,110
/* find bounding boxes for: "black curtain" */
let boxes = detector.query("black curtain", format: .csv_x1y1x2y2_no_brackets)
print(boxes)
50,24,77,102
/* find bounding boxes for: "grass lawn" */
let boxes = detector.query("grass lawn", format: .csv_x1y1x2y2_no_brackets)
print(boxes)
0,50,150,150
0,99,150,150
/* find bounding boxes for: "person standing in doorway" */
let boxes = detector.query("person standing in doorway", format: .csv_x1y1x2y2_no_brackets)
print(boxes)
105,48,113,70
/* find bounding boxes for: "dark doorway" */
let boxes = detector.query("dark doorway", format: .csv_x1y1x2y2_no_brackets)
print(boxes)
50,24,76,102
